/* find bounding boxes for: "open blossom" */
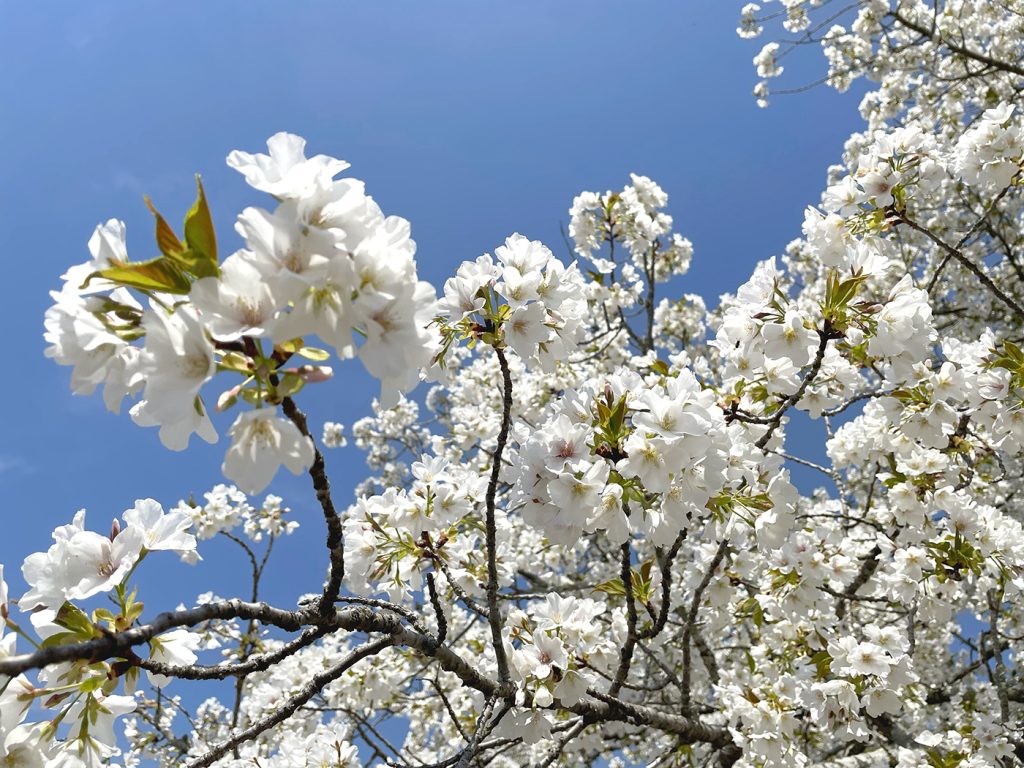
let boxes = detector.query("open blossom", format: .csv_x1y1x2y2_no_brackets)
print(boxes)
845,642,894,678
20,512,148,610
222,409,315,495
130,304,217,451
62,526,145,603
145,629,202,688
0,724,51,768
121,498,197,553
60,693,137,763
513,630,568,681
189,251,281,341
226,131,350,199
859,168,899,207
953,103,1023,192
762,311,816,366
503,302,549,359
547,462,609,523
357,279,438,408
43,281,144,414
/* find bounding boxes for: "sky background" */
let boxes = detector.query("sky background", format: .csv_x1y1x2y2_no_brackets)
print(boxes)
0,0,866,753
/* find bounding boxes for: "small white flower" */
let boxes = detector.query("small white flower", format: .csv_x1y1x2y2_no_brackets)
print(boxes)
122,498,197,554
63,526,145,602
514,630,568,681
226,131,350,199
223,409,315,495
845,641,892,678
146,629,202,688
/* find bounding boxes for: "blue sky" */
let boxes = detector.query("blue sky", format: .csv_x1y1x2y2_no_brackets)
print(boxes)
0,2,864,642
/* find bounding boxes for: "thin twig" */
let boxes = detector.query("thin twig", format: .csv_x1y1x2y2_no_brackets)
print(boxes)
281,396,346,615
185,637,393,768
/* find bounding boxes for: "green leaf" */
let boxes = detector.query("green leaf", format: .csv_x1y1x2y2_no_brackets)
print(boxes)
86,256,192,295
124,599,145,623
608,394,628,439
592,578,627,598
181,175,219,278
91,608,116,624
218,352,252,374
79,676,104,693
144,196,185,257
240,388,263,405
296,346,331,362
173,248,219,280
55,601,96,637
275,372,305,398
40,630,86,648
276,338,305,355
810,649,832,679
736,596,764,627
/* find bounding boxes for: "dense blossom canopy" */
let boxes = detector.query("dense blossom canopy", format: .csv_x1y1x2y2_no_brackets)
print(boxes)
4,2,1024,766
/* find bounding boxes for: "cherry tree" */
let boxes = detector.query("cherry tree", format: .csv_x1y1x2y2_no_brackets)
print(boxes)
3,1,1024,766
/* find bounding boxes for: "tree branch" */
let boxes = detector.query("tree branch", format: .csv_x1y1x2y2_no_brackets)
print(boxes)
681,540,729,715
896,210,1024,320
185,637,393,768
889,9,1024,78
281,396,346,616
485,347,514,684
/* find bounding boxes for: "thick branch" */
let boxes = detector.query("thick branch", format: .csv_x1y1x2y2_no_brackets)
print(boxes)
836,545,882,620
0,600,304,678
754,326,836,449
609,541,638,697
427,572,448,648
5,595,736,753
640,531,687,641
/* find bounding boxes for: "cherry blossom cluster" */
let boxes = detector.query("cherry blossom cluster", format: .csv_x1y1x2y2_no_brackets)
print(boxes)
45,131,438,495
501,595,617,740
569,175,693,301
2,502,202,766
176,483,300,544
510,366,731,547
344,456,490,601
953,104,1024,193
435,234,587,371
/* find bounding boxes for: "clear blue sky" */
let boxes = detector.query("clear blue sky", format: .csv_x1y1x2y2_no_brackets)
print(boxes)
0,2,863,624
